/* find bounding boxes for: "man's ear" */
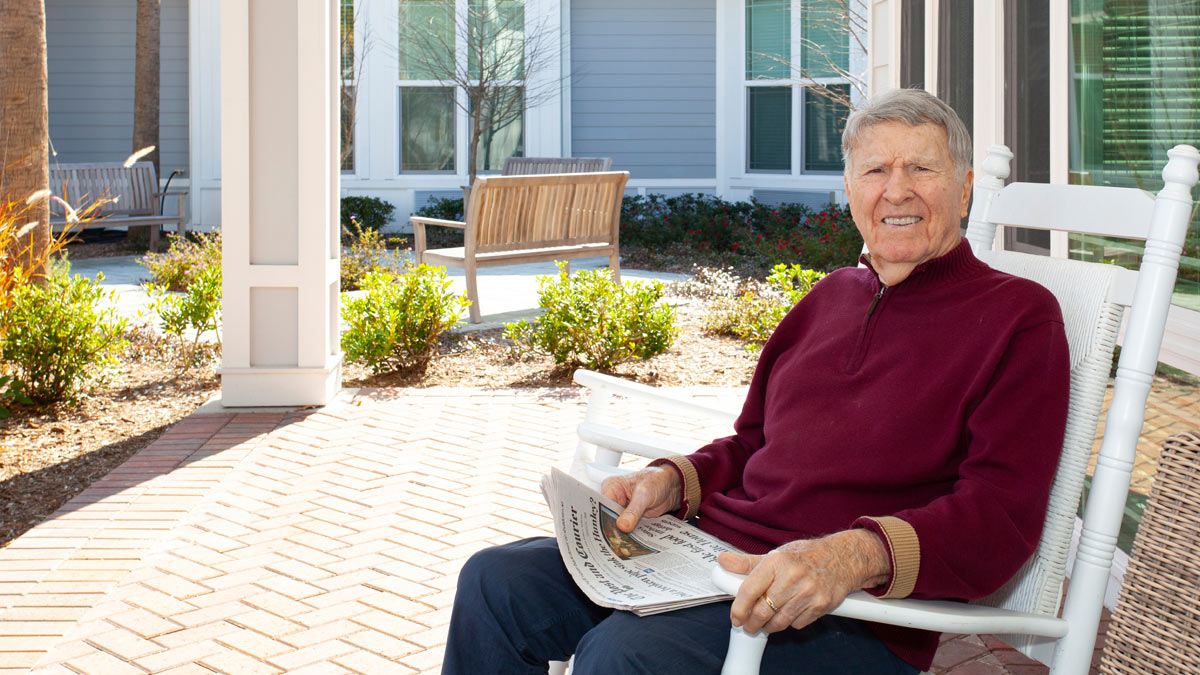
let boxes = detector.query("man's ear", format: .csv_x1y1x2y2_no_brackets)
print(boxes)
959,169,974,217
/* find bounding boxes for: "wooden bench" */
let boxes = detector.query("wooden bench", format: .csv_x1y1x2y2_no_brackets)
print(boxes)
501,156,612,175
461,157,614,206
49,161,187,251
412,171,630,323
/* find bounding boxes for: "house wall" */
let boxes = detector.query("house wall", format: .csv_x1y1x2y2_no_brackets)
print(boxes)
569,0,717,181
45,0,190,181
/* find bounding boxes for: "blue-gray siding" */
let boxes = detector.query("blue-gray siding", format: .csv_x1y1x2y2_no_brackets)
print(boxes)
752,189,838,209
45,0,189,180
570,0,716,180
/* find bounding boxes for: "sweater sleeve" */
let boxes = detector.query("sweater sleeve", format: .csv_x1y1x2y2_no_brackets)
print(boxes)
854,318,1071,601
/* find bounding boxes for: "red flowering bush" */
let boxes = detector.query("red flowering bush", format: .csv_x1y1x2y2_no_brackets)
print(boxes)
620,194,861,272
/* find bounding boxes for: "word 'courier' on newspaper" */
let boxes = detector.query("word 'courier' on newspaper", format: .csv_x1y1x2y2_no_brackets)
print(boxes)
540,467,741,616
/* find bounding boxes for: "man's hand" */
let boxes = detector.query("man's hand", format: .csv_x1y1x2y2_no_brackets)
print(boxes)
719,529,891,635
601,466,682,533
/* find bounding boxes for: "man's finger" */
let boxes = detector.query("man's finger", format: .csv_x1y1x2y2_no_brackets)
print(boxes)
616,484,653,532
727,554,770,628
717,551,757,574
600,477,628,505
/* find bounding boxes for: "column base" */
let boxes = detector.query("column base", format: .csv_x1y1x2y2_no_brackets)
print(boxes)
218,355,343,407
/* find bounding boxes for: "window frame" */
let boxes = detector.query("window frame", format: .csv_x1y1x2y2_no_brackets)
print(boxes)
340,0,358,174
743,0,852,177
395,0,529,176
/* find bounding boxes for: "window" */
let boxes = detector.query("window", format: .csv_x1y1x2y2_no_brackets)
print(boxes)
745,0,852,175
936,2,973,141
340,0,356,172
397,0,526,174
1069,0,1200,311
899,0,924,89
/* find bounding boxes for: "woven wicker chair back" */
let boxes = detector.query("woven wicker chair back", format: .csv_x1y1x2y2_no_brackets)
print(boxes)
1099,432,1200,675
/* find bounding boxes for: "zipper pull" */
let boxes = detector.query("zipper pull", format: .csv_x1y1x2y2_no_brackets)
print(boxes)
867,284,887,316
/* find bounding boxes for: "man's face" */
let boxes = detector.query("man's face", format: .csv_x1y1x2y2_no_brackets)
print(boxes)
843,121,973,273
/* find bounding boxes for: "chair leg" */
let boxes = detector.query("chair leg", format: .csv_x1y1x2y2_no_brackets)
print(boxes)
149,225,160,252
466,263,481,323
722,627,767,675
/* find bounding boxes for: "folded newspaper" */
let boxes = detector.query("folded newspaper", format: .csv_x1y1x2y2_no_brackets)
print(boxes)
540,468,740,616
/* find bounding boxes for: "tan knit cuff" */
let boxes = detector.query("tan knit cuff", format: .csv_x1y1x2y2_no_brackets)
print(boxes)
860,516,920,599
650,455,701,520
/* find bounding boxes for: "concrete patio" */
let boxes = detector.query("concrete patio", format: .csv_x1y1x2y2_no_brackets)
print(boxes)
0,373,1195,674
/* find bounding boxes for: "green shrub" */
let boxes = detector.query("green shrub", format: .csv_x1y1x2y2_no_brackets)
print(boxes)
504,262,676,371
619,194,861,272
145,264,222,370
141,230,222,292
703,264,826,348
415,196,464,222
341,196,396,232
341,266,470,373
0,272,129,403
413,197,466,248
342,222,407,291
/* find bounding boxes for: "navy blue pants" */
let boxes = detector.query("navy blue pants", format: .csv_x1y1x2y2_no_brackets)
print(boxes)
442,537,917,674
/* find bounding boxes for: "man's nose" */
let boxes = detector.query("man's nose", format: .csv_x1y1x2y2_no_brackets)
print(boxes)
882,168,914,202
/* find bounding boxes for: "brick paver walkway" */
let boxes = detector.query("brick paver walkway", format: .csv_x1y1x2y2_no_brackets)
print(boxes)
0,379,1195,674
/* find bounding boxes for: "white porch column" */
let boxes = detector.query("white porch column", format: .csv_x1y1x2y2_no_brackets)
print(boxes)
219,0,342,407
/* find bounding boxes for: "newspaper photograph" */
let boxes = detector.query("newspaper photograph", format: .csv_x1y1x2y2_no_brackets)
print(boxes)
540,468,740,616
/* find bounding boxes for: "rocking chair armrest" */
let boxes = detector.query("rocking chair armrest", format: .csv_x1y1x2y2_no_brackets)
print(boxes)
573,369,737,424
710,566,1068,638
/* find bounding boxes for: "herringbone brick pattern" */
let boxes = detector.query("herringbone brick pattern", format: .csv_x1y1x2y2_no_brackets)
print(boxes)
0,388,735,674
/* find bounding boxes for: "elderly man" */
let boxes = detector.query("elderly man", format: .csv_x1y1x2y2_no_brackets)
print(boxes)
442,89,1069,674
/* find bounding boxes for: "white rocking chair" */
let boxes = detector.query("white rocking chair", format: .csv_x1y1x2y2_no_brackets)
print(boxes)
564,144,1200,675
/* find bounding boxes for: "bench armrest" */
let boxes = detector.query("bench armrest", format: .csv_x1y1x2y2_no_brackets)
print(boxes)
410,216,466,260
409,216,466,229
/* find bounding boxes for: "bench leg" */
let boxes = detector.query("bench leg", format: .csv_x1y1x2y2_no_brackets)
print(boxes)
609,250,621,283
149,225,161,252
465,262,482,323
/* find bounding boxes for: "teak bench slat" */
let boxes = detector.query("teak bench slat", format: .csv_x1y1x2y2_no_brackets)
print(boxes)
501,157,613,175
49,161,186,251
411,171,630,323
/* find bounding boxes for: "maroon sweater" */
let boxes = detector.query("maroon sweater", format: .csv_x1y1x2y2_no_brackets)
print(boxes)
680,240,1070,670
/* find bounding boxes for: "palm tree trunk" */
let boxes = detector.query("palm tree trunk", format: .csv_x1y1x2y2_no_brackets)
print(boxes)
0,0,50,271
130,0,160,244
134,0,160,174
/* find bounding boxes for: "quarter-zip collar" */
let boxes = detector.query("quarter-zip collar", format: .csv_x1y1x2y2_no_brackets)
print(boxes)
858,237,985,290
845,238,983,374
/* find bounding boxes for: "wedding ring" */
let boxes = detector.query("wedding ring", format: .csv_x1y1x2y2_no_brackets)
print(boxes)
763,593,779,613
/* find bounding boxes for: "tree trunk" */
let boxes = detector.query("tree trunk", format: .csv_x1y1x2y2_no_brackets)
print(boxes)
468,100,483,187
0,0,50,273
129,0,160,245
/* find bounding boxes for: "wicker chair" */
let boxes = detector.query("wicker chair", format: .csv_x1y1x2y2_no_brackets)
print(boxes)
1099,431,1200,674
